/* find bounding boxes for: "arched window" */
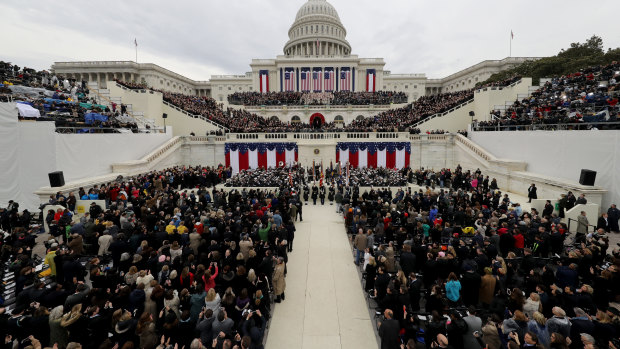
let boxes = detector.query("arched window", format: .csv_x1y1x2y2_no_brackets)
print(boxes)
291,115,301,124
356,115,365,121
334,115,344,124
270,116,279,122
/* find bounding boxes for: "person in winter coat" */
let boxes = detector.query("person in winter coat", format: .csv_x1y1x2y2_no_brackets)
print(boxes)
479,267,497,306
273,257,286,303
445,272,462,305
576,211,589,236
528,184,537,203
607,204,620,232
523,292,542,319
136,312,158,349
546,307,571,339
49,305,69,349
502,310,529,344
527,312,550,349
446,310,467,349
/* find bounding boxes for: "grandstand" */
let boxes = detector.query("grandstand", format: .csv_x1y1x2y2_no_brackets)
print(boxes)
1,1,620,349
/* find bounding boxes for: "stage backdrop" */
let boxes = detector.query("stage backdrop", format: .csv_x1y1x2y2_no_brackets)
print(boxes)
225,143,298,174
336,142,411,169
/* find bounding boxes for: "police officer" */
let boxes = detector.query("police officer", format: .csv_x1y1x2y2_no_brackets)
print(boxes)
319,185,326,205
328,185,335,205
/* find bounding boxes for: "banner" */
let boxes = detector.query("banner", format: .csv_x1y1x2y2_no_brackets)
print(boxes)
259,70,269,93
366,69,376,92
335,142,411,169
225,143,298,174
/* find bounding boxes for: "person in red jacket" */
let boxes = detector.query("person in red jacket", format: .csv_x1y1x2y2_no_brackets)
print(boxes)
514,229,525,252
203,262,219,292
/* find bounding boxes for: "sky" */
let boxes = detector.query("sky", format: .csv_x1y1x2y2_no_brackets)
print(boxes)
2,0,619,81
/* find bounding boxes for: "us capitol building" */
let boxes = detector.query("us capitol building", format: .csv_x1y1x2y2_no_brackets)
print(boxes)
52,0,535,106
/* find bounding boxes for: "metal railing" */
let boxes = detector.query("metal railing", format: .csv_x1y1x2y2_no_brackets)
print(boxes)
225,131,411,141
55,127,164,134
473,121,620,132
567,217,596,234
409,98,474,128
161,101,227,130
242,103,400,110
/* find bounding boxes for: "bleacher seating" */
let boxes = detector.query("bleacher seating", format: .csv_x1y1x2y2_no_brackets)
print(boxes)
1,62,142,133
477,63,620,130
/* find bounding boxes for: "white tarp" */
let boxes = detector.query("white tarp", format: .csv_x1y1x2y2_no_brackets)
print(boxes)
0,102,173,211
470,130,620,208
0,103,55,211
16,103,41,117
0,103,21,207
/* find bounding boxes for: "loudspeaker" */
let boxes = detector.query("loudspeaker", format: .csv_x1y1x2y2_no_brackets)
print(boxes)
48,171,65,187
162,113,168,119
469,111,475,117
579,169,596,186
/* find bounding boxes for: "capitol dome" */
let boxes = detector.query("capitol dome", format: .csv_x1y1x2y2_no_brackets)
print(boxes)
283,0,351,56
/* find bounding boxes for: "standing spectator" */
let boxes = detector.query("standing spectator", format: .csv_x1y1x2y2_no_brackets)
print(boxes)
576,211,589,239
378,309,400,349
273,257,286,303
607,204,620,233
445,272,462,306
528,184,537,203
597,212,610,232
353,228,367,266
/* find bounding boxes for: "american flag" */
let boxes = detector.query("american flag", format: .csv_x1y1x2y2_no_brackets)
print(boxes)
340,69,351,91
284,70,295,92
300,70,311,92
313,70,322,92
324,69,334,91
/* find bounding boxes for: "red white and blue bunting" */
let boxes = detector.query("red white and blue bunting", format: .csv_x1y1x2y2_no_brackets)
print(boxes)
336,142,411,169
225,143,298,174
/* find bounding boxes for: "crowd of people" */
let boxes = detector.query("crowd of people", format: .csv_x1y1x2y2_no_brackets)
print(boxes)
115,77,520,133
345,91,475,132
0,63,141,132
0,165,306,349
476,63,620,131
227,91,407,106
225,167,305,188
225,166,409,189
337,164,620,349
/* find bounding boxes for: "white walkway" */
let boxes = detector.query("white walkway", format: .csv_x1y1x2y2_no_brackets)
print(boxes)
265,204,377,349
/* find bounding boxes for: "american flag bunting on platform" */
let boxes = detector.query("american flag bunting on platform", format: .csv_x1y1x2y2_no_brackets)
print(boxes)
259,70,269,93
225,143,298,175
324,68,334,91
300,69,311,92
366,69,376,92
284,69,295,92
340,68,351,91
336,142,411,169
313,68,322,92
